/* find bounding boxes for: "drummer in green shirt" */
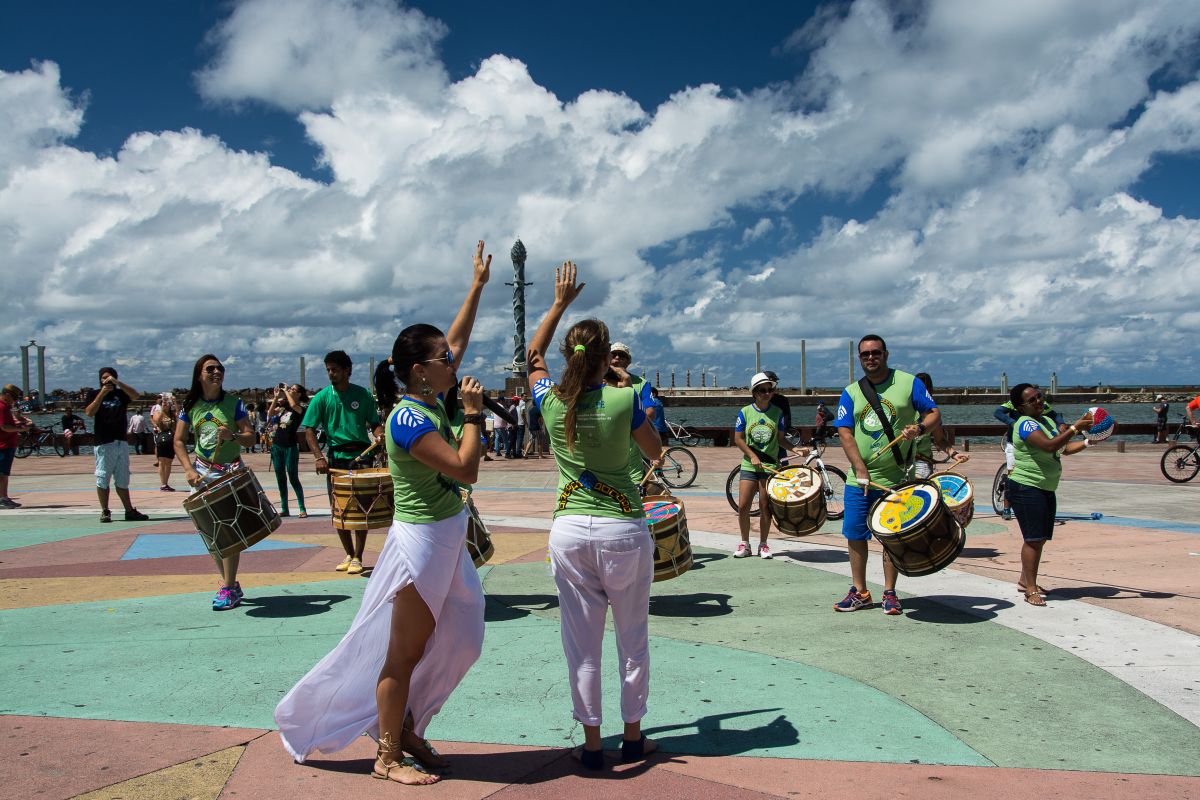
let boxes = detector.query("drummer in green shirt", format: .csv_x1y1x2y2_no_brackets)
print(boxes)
302,350,383,575
1006,383,1092,606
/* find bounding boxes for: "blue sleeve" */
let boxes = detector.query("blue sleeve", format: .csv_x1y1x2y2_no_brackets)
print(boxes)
179,410,191,427
834,390,855,428
389,406,438,452
734,409,746,432
631,387,646,430
639,380,653,408
234,400,248,421
1017,418,1041,441
911,381,937,414
532,377,555,411
993,406,1015,424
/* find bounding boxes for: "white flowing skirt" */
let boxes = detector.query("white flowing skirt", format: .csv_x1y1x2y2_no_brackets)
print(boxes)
274,509,485,762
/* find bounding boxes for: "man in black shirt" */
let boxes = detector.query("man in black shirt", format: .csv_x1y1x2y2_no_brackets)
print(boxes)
83,367,149,523
60,410,86,456
1153,395,1170,444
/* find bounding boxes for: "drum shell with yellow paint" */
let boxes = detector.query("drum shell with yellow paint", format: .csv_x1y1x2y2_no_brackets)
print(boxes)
329,468,394,531
765,465,827,536
464,497,494,568
867,479,965,577
642,494,692,582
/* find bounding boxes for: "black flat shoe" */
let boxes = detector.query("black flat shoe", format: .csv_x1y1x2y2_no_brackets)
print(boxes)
572,746,604,771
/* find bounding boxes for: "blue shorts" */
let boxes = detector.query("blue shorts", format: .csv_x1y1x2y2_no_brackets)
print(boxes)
841,483,889,541
739,469,770,482
0,446,14,477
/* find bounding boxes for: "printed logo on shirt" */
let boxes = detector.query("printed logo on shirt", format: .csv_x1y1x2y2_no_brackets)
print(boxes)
396,407,428,428
747,420,775,449
1019,419,1040,436
836,404,849,421
857,398,897,434
350,400,360,410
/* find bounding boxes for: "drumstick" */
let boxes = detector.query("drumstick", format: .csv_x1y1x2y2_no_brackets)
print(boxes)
867,432,909,465
354,438,382,462
868,480,906,502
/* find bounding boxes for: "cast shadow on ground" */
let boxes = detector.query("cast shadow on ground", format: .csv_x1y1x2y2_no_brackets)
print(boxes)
649,592,732,618
902,595,1014,623
781,548,848,563
242,593,351,618
640,709,798,757
301,746,632,785
485,593,559,622
959,547,1001,559
1048,585,1175,601
686,552,727,572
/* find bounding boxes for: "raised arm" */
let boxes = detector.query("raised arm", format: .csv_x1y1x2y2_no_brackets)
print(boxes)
445,239,492,366
526,261,585,392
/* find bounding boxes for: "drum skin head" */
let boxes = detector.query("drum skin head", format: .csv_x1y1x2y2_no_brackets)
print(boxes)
870,483,940,533
643,497,683,525
931,472,972,508
767,467,820,502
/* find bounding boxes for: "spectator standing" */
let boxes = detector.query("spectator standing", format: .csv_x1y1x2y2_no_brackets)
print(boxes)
268,383,308,517
84,368,149,523
493,398,510,457
151,394,179,491
647,386,669,445
0,384,33,508
128,408,150,455
1153,395,1170,444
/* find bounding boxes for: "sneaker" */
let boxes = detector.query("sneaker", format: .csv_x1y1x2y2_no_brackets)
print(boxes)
159,485,177,492
733,542,751,558
347,558,364,575
1001,508,1014,521
212,586,241,611
231,582,244,602
881,589,903,616
124,509,150,521
759,544,773,559
833,585,873,612
335,555,353,572
0,497,20,509
100,509,112,523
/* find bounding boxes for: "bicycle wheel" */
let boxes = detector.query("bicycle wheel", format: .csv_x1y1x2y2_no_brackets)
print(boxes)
53,434,66,457
931,450,953,464
658,446,698,489
819,464,847,520
726,464,761,516
15,432,33,458
992,464,1008,515
1160,445,1200,483
679,432,701,448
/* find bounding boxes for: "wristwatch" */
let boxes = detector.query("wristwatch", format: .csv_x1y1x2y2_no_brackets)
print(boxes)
462,413,485,425
916,422,927,435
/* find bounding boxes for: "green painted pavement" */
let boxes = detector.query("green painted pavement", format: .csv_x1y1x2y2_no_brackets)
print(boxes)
483,549,1200,776
0,575,986,766
0,514,156,551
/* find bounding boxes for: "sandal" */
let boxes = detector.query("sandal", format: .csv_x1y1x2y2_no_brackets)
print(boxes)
1024,591,1047,607
1017,583,1049,596
373,734,439,785
403,733,449,771
298,510,308,518
571,745,605,771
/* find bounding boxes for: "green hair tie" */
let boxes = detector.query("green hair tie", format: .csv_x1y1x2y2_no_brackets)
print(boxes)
573,344,587,353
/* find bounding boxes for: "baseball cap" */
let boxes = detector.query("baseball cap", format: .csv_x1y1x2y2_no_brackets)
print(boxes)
750,372,775,392
610,342,631,357
1156,394,1164,400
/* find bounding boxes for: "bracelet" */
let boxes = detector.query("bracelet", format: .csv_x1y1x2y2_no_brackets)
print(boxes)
316,456,327,461
855,478,869,486
462,413,484,425
1068,425,1078,435
1082,439,1091,448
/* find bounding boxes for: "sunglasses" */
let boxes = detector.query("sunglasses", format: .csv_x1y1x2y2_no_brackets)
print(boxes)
203,365,225,375
1022,392,1045,404
421,349,455,367
753,386,774,395
858,349,885,359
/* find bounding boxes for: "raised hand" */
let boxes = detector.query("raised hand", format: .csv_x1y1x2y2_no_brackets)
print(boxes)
554,261,585,307
473,240,492,285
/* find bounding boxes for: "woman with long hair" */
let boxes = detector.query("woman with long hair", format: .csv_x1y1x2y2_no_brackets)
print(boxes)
174,354,256,610
1005,383,1092,606
526,262,664,771
267,383,308,517
151,393,178,491
276,240,491,786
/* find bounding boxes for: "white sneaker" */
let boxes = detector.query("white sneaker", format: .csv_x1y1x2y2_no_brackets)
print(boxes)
733,542,751,558
759,544,772,559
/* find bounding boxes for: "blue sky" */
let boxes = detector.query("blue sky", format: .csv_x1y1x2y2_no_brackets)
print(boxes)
2,0,1199,394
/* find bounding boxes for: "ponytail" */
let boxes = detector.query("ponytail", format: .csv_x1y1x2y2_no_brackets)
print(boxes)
375,360,400,412
555,318,610,451
378,323,445,410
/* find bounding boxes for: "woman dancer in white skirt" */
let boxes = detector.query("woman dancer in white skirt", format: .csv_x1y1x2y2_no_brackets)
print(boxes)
275,241,492,785
526,261,664,771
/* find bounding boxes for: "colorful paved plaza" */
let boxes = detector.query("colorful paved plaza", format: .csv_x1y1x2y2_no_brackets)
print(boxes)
2,447,1198,798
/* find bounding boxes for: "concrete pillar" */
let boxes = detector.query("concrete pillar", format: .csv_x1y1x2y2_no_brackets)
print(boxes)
655,371,660,387
36,345,46,399
300,356,306,388
755,341,761,373
1051,371,1058,395
368,357,375,384
20,343,31,395
671,370,675,388
686,369,691,387
848,340,854,384
1001,372,1008,394
800,339,807,396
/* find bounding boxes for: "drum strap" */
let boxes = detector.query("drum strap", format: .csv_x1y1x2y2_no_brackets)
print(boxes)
857,377,913,471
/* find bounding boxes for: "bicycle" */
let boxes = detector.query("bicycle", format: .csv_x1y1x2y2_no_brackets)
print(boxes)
664,419,701,447
1160,439,1200,483
992,462,1010,516
16,424,65,458
1168,414,1198,444
724,447,846,520
643,446,699,489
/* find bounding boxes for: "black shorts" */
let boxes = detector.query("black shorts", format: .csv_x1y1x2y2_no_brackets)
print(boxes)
154,433,175,459
1007,480,1056,542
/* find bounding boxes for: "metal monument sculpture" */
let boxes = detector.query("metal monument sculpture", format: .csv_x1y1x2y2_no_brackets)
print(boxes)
506,239,533,375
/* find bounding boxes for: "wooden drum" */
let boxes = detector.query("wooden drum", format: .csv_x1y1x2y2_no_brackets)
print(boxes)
766,466,827,535
464,496,494,568
867,479,965,577
643,495,692,582
330,468,394,530
930,471,974,529
183,466,281,562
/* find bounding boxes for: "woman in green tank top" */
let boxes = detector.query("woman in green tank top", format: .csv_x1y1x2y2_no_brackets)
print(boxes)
276,240,492,786
1005,383,1093,607
526,261,665,771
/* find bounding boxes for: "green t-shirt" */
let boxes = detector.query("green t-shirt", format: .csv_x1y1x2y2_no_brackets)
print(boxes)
385,397,465,523
1010,415,1063,492
736,402,784,473
301,383,380,460
540,383,643,521
625,375,650,484
184,394,243,465
842,370,921,488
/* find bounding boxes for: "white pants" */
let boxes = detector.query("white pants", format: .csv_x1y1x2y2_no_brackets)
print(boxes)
549,514,653,727
1004,441,1015,471
275,510,484,761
